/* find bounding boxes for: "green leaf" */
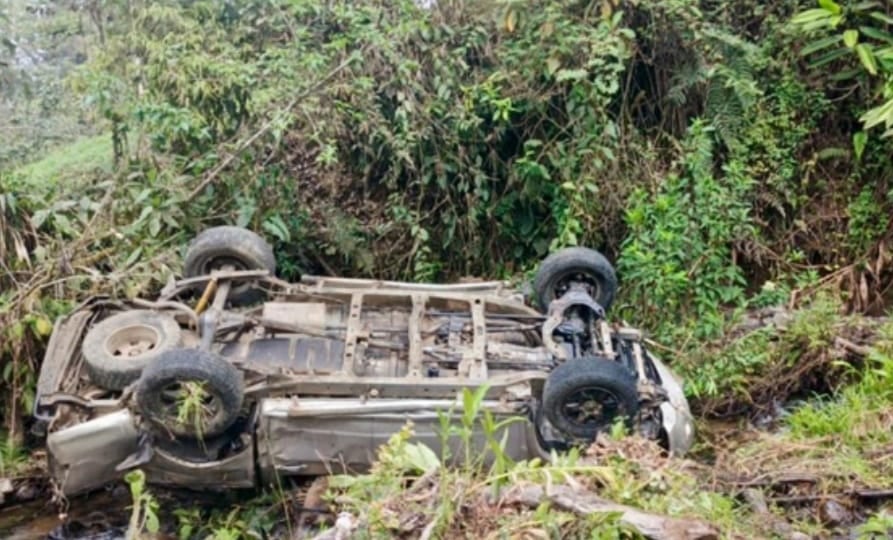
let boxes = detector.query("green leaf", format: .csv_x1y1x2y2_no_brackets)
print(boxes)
123,247,143,268
31,209,49,229
327,474,358,488
851,2,881,10
844,30,859,48
853,131,868,162
829,67,863,81
859,26,893,45
829,67,864,81
817,147,847,160
801,34,842,56
402,442,440,473
856,43,879,74
791,8,834,26
149,214,161,237
262,215,291,242
145,511,160,533
32,317,53,337
861,98,893,130
870,12,893,26
555,68,588,82
818,0,841,15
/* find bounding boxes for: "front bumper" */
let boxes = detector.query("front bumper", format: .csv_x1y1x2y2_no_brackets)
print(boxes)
649,355,695,455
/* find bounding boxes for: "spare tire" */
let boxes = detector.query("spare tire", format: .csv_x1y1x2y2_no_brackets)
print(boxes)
542,357,639,441
183,226,276,306
82,310,182,391
533,247,618,312
135,348,243,440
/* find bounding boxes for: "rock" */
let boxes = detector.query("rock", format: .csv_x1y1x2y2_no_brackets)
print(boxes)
14,481,40,501
0,477,13,504
741,488,769,514
818,498,852,527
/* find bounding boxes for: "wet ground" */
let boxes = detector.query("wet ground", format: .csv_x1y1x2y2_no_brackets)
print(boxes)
0,488,129,540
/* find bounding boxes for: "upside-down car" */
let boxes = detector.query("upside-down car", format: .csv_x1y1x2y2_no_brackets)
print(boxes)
32,226,694,495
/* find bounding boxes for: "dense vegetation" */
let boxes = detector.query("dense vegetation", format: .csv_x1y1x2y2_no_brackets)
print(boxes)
3,0,893,537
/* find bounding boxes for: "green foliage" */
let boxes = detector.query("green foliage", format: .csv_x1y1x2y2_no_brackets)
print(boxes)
172,492,281,540
322,390,772,538
847,184,888,254
857,510,893,539
787,319,893,446
66,0,639,280
125,469,160,539
619,120,754,342
676,294,842,411
792,0,893,136
12,134,114,190
0,434,27,476
0,2,97,168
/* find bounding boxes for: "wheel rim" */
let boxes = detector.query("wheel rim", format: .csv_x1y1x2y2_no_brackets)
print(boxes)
197,254,249,275
195,254,255,296
551,269,602,302
561,386,626,432
156,380,226,437
104,324,160,361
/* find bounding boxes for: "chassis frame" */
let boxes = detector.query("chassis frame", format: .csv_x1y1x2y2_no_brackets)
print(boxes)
34,267,694,496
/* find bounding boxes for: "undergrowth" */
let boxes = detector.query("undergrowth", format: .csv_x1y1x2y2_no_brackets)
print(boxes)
670,293,857,416
319,388,763,539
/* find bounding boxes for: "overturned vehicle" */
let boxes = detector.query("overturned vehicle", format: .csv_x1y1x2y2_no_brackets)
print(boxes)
33,226,694,496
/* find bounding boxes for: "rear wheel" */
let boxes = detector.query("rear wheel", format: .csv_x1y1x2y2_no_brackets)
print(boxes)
542,357,639,441
135,348,244,440
533,247,618,312
82,310,182,391
184,226,276,306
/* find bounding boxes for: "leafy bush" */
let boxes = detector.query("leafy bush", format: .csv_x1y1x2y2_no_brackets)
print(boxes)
619,120,754,342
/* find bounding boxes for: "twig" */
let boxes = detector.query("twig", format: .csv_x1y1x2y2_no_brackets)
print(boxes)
833,336,872,357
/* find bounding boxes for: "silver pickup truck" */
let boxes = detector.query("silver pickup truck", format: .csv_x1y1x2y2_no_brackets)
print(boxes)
32,226,694,496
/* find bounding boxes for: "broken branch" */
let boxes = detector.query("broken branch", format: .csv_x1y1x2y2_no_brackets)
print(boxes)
503,483,718,540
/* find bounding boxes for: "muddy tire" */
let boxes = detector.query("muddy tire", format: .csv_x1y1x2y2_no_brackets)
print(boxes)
135,348,244,440
542,357,639,441
81,310,182,391
533,247,618,311
183,226,276,306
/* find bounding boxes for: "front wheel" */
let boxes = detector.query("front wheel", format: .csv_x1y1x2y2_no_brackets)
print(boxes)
542,357,639,441
135,348,244,440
